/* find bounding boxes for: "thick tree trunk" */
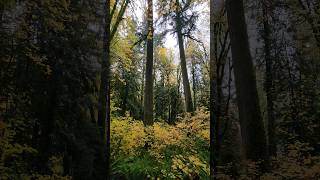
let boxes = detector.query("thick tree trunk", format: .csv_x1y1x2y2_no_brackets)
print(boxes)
226,0,268,162
175,16,193,112
209,0,218,178
262,2,276,157
143,0,154,125
97,0,111,178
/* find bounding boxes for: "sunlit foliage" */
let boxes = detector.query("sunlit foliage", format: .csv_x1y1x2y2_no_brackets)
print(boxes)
111,109,210,179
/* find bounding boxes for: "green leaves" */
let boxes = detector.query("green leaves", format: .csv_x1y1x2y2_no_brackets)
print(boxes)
111,110,210,179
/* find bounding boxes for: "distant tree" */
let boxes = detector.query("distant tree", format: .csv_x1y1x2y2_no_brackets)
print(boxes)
112,17,143,119
154,47,183,123
156,0,202,113
143,0,154,125
186,41,205,110
174,0,194,112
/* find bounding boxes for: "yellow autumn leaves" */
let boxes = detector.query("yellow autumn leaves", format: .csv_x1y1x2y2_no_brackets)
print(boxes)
171,154,209,178
110,109,210,178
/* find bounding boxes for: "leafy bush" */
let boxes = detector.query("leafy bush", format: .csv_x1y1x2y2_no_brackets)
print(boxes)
111,110,320,179
0,121,71,180
216,141,320,179
261,142,320,179
111,110,210,179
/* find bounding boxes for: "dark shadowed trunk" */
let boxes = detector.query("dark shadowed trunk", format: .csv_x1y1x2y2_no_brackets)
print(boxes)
262,2,276,157
97,0,111,178
226,0,268,163
209,0,218,178
143,0,154,126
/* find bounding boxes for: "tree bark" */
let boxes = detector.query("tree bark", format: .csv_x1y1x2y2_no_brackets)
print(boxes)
175,2,193,113
262,2,276,157
209,0,218,178
191,60,197,110
143,0,154,125
226,0,268,162
97,0,111,178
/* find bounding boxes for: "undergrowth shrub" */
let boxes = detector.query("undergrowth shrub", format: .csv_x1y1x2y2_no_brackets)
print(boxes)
216,141,320,179
111,110,320,179
111,109,210,179
0,121,71,180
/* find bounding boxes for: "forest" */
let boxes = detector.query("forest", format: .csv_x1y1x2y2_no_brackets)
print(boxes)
0,0,320,179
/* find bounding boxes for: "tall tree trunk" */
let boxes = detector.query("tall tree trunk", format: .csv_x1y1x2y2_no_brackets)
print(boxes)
141,57,145,119
175,3,193,113
143,0,154,125
191,61,197,110
121,78,129,115
209,0,219,178
97,0,111,178
226,0,268,163
262,2,276,157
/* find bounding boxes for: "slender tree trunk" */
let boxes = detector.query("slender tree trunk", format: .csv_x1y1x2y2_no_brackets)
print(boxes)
97,0,111,178
143,0,154,125
262,2,276,157
122,80,129,115
110,0,130,40
191,61,197,110
226,0,268,163
141,57,145,119
175,5,193,113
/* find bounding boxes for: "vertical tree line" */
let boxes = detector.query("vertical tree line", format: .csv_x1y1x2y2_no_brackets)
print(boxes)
143,0,154,125
262,0,276,157
98,0,111,178
225,0,268,163
175,0,194,113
